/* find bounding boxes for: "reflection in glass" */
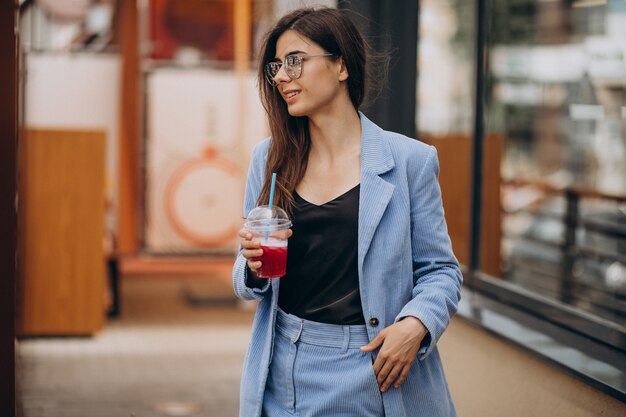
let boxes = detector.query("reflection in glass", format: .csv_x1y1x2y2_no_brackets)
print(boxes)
488,1,626,327
418,0,475,135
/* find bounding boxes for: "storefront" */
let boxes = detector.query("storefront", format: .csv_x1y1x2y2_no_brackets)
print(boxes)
4,1,625,415
412,0,626,402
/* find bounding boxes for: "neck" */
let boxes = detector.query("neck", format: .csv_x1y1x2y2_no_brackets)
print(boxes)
307,105,361,161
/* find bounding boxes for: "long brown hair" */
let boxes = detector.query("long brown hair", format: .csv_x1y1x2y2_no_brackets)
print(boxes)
255,8,369,212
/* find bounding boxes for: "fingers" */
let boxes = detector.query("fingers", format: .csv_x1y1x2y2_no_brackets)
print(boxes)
238,229,260,251
247,259,262,272
360,331,384,352
378,362,411,392
238,227,294,272
393,365,411,389
362,330,406,392
367,325,417,392
365,319,426,392
238,229,257,245
371,349,397,391
238,229,263,272
376,360,400,393
373,353,414,392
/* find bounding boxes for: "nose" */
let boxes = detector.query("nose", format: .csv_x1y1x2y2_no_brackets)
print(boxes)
273,65,291,84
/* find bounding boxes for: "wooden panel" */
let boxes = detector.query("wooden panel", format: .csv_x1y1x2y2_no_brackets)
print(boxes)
17,129,107,336
422,134,502,277
117,0,141,254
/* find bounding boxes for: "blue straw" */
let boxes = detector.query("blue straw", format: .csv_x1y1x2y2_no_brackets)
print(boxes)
265,173,277,240
268,172,277,210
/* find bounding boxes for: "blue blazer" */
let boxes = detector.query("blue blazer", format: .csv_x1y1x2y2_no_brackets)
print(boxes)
233,113,462,417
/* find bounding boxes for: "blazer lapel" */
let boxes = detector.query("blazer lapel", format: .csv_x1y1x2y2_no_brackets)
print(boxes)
358,113,395,275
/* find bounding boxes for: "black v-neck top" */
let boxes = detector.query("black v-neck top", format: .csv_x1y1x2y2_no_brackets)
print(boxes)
277,184,364,325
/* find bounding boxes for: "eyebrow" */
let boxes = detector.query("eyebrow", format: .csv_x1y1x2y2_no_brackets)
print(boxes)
273,50,307,60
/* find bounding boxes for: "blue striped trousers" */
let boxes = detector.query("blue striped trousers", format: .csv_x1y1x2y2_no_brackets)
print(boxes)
262,308,385,417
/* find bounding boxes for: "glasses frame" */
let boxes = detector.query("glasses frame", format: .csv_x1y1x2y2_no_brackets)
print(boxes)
264,53,337,86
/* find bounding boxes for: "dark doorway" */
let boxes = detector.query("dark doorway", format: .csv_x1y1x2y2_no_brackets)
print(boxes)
0,0,18,416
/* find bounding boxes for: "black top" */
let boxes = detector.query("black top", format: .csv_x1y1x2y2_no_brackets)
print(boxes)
277,184,364,325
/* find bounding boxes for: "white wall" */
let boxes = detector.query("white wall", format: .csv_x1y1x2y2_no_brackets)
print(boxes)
24,52,120,234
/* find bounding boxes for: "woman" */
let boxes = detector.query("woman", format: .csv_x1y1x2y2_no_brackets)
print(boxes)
233,7,462,417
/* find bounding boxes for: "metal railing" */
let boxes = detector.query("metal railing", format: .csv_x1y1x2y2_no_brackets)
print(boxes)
502,178,626,325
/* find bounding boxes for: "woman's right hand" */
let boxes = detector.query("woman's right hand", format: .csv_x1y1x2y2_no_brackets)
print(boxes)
238,228,293,274
238,228,263,273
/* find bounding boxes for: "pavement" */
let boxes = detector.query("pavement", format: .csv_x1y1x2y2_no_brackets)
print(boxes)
17,275,254,417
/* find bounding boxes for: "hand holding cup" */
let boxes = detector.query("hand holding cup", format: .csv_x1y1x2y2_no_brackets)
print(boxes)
238,227,293,274
242,205,292,278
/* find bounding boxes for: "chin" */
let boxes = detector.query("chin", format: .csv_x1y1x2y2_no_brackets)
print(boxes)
287,101,321,118
287,106,307,117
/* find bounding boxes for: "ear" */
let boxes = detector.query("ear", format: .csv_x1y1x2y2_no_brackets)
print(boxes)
338,58,349,82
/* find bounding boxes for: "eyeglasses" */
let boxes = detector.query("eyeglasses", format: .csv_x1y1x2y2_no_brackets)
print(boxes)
264,53,336,86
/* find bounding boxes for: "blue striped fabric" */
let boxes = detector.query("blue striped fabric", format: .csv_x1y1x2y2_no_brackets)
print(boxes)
275,307,370,349
263,308,385,417
233,113,462,417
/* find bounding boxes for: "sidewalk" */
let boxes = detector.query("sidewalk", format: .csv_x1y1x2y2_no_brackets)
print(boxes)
17,275,253,417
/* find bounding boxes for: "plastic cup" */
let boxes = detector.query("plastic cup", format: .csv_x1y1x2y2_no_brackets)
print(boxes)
244,205,292,278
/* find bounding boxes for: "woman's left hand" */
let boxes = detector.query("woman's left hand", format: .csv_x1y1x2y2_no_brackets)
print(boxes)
360,316,429,392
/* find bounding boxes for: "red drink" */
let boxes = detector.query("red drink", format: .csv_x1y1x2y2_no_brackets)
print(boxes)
254,238,288,278
245,206,291,278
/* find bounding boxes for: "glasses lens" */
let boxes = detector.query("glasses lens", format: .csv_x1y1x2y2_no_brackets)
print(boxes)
284,55,302,79
265,62,280,85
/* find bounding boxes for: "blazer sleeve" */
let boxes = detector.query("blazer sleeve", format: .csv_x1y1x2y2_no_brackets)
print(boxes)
396,145,463,360
232,141,272,300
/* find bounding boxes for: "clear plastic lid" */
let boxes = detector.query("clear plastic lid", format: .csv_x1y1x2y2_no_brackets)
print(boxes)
244,205,292,232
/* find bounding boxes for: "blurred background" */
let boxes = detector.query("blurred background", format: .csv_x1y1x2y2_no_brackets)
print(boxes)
1,0,626,416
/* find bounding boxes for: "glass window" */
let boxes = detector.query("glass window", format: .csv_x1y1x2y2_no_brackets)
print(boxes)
146,0,336,65
418,0,475,136
417,0,479,272
419,1,626,395
20,1,117,53
485,1,626,329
